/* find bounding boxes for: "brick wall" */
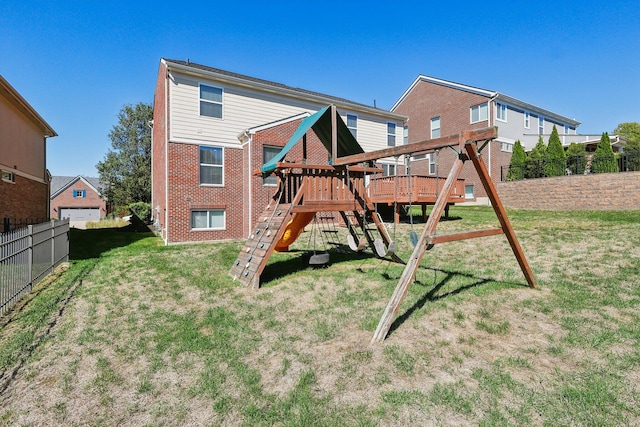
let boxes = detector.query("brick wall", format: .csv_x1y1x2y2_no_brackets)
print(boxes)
0,174,48,220
393,79,508,199
152,61,168,240
166,142,244,243
50,182,106,219
497,171,640,210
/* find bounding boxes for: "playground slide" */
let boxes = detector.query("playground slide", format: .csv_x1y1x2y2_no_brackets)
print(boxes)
275,212,315,252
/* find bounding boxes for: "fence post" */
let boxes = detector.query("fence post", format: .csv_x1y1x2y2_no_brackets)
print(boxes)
27,225,33,291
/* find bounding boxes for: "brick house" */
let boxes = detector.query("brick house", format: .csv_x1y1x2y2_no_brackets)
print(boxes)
0,75,57,228
152,58,406,244
50,176,107,222
391,75,582,203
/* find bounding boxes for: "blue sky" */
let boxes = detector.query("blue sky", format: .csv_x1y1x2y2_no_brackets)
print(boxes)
2,1,638,177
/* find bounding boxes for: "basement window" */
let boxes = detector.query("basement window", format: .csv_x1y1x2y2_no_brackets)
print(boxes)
2,171,15,183
191,209,225,230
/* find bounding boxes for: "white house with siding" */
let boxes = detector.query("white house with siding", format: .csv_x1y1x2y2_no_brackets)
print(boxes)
152,58,406,244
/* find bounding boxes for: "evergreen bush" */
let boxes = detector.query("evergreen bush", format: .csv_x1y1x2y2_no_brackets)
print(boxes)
525,136,546,178
129,202,151,223
544,125,567,177
566,143,587,175
592,132,619,173
507,140,526,180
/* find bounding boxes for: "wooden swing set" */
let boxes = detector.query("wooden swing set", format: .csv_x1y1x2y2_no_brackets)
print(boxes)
229,105,536,342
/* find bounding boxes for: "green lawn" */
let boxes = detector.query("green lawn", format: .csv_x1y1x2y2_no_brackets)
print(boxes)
1,207,639,426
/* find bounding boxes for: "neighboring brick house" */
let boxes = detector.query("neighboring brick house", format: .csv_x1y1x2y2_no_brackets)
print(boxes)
152,58,406,244
391,75,582,203
0,75,57,227
50,176,107,222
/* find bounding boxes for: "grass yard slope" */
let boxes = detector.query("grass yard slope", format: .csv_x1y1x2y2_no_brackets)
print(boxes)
1,207,639,426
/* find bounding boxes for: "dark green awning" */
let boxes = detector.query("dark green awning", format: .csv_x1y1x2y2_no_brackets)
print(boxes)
260,105,364,176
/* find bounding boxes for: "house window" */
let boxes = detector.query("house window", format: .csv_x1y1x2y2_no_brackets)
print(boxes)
431,117,440,139
496,103,507,122
382,164,396,176
73,189,86,198
465,185,474,200
191,209,225,230
263,146,281,186
470,103,488,123
428,153,436,175
1,171,15,183
501,142,514,152
200,84,223,118
387,122,396,146
200,146,223,185
538,116,544,135
524,112,530,129
347,114,357,138
403,126,408,145
564,124,569,135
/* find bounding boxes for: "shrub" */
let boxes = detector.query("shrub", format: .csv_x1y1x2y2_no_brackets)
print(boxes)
592,132,618,173
544,125,567,177
525,136,546,178
566,143,588,175
128,202,151,223
506,140,526,180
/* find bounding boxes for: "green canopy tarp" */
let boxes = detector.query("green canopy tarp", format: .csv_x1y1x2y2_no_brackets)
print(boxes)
260,105,365,176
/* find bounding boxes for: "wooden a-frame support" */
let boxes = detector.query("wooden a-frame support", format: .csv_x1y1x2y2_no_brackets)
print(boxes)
369,130,537,343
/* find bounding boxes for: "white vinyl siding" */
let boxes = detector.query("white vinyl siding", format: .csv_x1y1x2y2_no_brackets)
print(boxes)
470,103,488,123
168,72,402,154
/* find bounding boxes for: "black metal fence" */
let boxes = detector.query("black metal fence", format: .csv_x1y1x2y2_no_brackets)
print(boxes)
501,152,640,181
3,217,49,233
1,219,70,316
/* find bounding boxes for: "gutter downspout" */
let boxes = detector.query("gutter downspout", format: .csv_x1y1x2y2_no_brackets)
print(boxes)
165,68,170,244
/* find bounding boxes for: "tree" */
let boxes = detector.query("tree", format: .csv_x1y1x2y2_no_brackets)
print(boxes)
613,122,640,144
614,122,640,171
506,140,526,180
544,125,566,177
525,136,546,178
97,103,153,207
591,132,618,173
566,142,587,175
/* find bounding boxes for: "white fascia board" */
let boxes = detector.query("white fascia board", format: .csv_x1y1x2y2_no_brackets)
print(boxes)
164,60,405,122
391,75,496,111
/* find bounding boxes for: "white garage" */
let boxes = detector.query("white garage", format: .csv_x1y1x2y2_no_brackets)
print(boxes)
59,207,101,222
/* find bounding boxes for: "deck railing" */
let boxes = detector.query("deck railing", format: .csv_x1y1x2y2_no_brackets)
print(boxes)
369,175,465,203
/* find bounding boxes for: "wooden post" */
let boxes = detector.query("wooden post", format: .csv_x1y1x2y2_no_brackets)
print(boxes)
465,142,537,288
371,152,466,343
331,105,338,164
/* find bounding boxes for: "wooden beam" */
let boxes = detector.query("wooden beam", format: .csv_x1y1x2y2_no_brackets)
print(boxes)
371,145,467,343
334,127,497,166
428,228,503,245
465,142,537,288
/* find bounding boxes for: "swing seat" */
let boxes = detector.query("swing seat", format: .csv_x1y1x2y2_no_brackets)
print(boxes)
309,252,330,266
409,230,419,247
347,235,368,251
374,238,396,257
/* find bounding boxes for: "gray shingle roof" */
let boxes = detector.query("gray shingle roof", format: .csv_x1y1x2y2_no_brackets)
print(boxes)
50,176,104,198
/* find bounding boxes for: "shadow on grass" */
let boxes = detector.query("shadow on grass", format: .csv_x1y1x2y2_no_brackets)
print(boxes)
386,266,529,338
69,225,155,260
260,245,376,286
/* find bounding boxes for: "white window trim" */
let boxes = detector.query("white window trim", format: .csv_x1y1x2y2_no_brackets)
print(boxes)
1,171,15,183
538,116,545,135
428,153,436,175
496,102,507,122
262,145,280,187
501,142,514,153
346,113,357,138
387,122,396,147
199,145,225,187
199,83,224,119
431,117,441,139
524,111,530,129
190,209,226,231
470,103,488,124
465,184,474,200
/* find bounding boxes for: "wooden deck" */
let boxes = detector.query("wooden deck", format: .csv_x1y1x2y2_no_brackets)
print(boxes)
369,175,465,205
